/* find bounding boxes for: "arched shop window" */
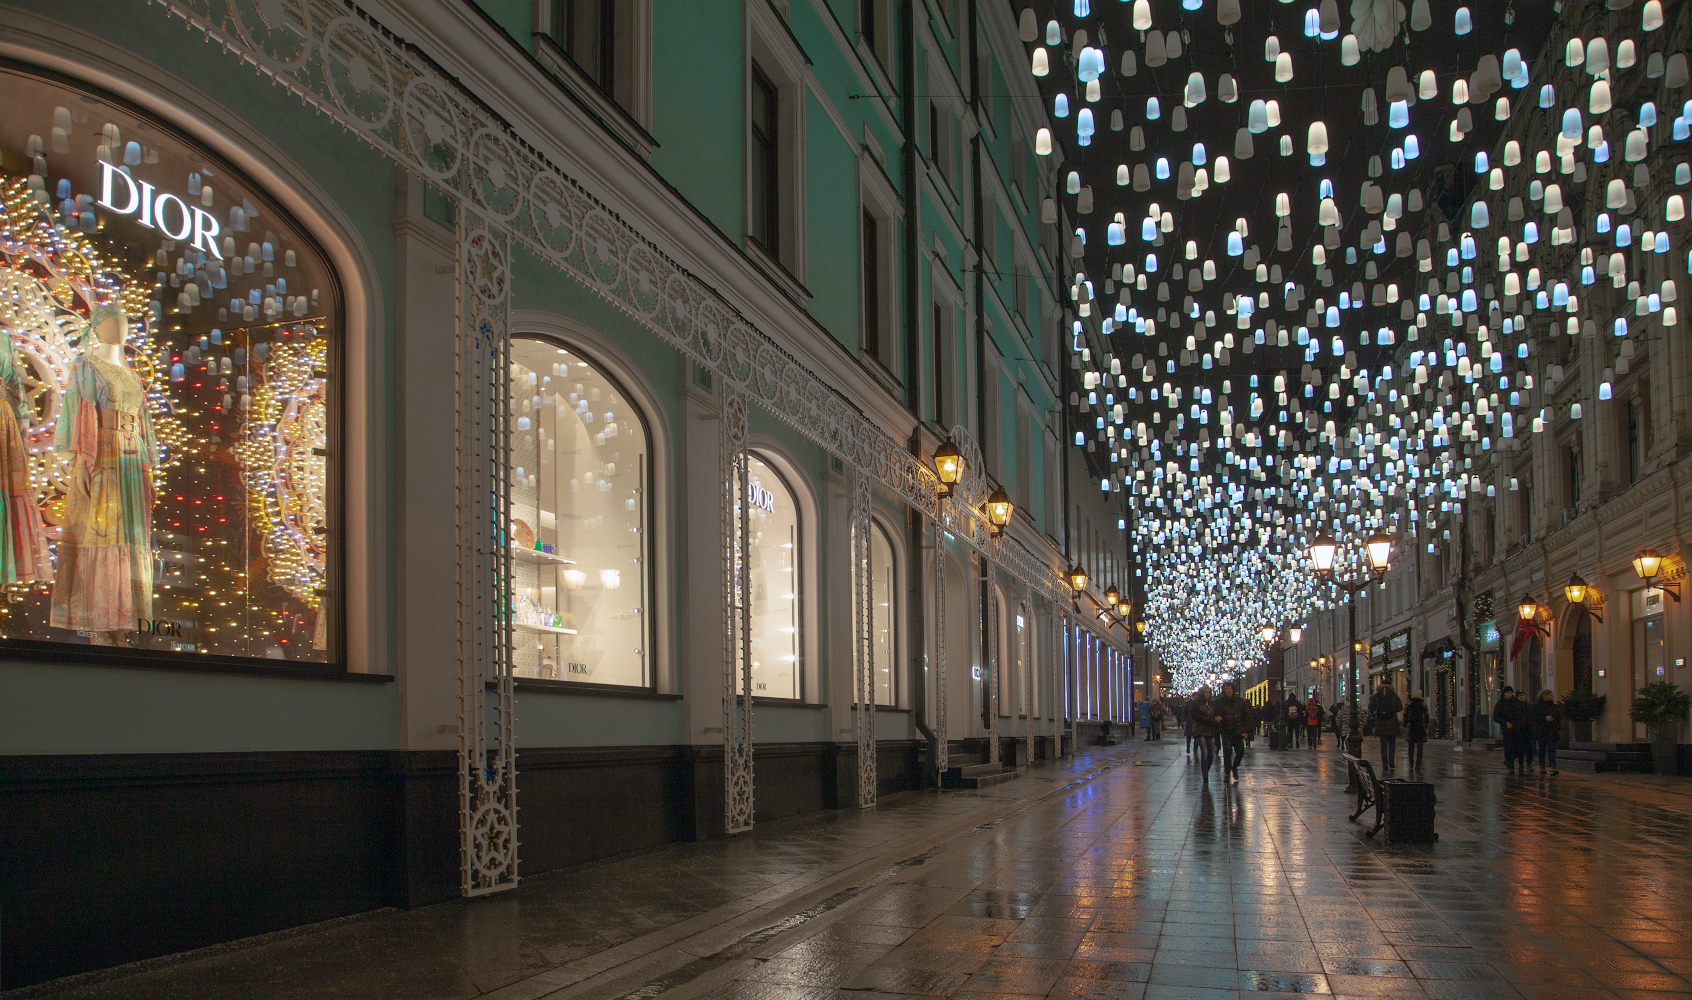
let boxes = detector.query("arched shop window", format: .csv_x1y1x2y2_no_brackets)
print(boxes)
744,454,800,699
870,520,895,706
507,338,649,687
0,66,338,661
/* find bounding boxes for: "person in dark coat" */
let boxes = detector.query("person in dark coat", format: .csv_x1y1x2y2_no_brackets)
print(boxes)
1305,695,1325,749
1330,700,1347,745
1403,691,1430,770
1216,682,1251,783
1494,686,1526,774
1284,694,1305,748
1190,686,1217,782
1368,681,1404,770
1532,689,1562,775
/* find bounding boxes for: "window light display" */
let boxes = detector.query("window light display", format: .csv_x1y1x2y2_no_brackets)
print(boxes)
0,67,336,660
507,338,648,686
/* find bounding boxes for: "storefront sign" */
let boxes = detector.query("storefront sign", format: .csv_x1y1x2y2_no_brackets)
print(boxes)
747,482,776,513
97,161,223,257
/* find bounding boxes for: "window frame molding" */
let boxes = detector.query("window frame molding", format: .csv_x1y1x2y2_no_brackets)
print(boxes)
746,2,809,284
532,0,656,159
928,255,964,430
509,309,676,696
859,147,902,380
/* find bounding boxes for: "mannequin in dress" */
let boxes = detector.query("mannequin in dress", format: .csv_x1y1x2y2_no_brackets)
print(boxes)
0,332,49,584
51,303,157,645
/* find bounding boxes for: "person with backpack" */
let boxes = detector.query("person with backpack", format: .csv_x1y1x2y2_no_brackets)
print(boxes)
1368,681,1404,771
1284,694,1305,748
1306,695,1324,749
1403,691,1430,770
1532,689,1562,775
1148,700,1165,740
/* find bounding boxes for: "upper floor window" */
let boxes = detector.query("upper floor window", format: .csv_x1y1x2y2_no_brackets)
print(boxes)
553,0,615,93
749,65,780,257
861,0,896,73
507,339,650,687
0,66,339,663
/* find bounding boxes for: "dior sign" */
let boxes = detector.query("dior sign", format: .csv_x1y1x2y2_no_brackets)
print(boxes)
97,161,223,258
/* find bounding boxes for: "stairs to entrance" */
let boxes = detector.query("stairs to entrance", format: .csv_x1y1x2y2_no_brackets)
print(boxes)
1561,742,1654,774
942,759,1022,789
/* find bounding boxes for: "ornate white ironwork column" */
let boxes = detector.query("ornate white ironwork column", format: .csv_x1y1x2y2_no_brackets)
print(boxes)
852,468,876,807
456,209,516,895
721,389,754,833
933,520,948,779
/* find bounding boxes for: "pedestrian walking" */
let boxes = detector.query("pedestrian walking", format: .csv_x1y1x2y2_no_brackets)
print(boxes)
1305,695,1324,749
1190,686,1217,782
1139,699,1151,740
1217,682,1251,782
1533,689,1562,775
1494,687,1527,774
1185,700,1197,754
1284,695,1304,748
1368,681,1403,771
1149,700,1165,740
1403,691,1429,770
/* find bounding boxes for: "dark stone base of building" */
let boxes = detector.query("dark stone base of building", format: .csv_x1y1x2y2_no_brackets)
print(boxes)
0,739,937,988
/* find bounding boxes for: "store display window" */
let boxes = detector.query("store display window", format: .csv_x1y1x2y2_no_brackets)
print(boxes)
743,455,799,699
0,66,338,661
507,338,649,686
870,521,894,706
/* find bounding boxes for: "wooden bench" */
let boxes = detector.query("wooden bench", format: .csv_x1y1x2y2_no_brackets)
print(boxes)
1343,753,1388,839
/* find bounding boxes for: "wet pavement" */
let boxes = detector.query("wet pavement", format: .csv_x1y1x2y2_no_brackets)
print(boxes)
15,737,1692,1000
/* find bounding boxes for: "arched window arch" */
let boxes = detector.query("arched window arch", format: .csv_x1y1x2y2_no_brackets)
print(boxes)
507,337,651,687
745,453,801,699
869,519,897,706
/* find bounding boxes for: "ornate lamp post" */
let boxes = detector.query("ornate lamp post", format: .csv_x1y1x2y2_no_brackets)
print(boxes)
1633,548,1683,603
1308,531,1392,773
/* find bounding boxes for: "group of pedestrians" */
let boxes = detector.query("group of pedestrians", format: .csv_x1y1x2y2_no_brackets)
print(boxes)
1185,682,1251,783
1275,693,1327,748
1492,687,1563,775
1363,682,1430,771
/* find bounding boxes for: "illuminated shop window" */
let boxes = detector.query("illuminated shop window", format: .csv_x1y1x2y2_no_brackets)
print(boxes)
743,455,799,699
0,66,338,661
870,521,895,706
507,338,649,686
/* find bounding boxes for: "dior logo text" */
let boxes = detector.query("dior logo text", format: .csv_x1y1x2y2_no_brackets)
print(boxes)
97,161,223,258
136,618,183,637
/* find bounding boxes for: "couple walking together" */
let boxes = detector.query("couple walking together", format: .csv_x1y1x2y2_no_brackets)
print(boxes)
1187,681,1251,783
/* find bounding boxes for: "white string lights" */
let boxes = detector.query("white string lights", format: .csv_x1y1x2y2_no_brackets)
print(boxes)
1025,0,1689,691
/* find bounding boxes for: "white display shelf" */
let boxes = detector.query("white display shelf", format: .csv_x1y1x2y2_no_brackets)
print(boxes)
512,546,575,565
514,621,578,636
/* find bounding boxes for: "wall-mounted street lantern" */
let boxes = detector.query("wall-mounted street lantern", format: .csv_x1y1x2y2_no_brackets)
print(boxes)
932,439,963,497
984,487,1013,537
1564,572,1604,624
1633,548,1682,603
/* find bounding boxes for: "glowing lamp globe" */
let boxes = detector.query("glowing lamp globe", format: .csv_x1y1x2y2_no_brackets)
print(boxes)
932,439,963,496
1308,533,1338,575
1633,548,1664,581
1564,572,1589,605
1518,594,1539,622
1366,532,1393,573
984,487,1014,536
1105,585,1121,606
1067,565,1089,592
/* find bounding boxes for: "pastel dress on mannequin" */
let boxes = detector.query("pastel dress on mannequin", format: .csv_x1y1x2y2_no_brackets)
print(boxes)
51,303,157,642
0,334,50,583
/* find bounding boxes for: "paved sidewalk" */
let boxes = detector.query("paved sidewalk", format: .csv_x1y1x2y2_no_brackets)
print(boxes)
12,737,1692,999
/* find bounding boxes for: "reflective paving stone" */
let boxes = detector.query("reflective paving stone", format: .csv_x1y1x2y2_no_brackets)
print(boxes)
25,741,1692,1000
